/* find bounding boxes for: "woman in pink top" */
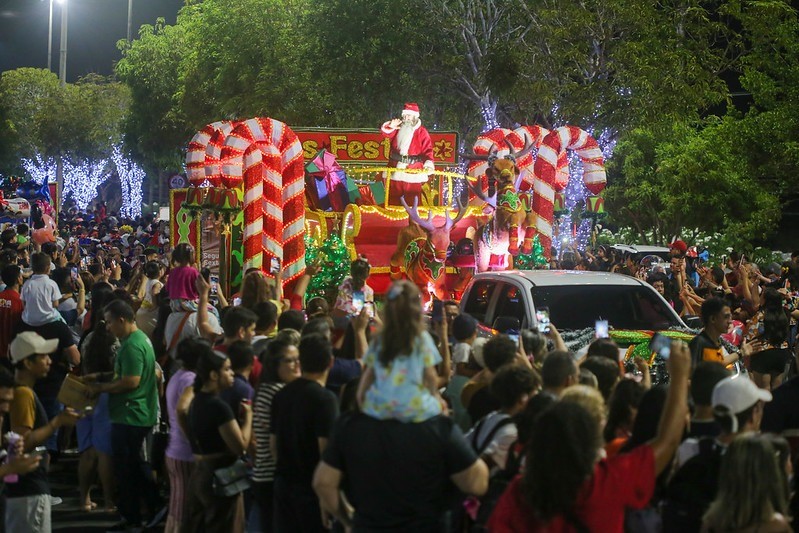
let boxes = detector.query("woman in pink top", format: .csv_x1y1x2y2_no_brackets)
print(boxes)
165,244,200,312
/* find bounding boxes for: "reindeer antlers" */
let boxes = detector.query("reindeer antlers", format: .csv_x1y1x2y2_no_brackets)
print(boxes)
401,196,468,231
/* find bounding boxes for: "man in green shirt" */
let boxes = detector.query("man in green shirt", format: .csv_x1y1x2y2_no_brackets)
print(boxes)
86,300,161,531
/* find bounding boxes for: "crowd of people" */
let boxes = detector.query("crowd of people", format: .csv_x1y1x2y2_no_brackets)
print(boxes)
0,201,798,533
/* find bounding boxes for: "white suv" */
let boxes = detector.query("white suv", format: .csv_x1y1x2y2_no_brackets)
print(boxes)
460,270,685,333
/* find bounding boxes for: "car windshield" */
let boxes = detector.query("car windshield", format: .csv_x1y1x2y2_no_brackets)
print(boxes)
530,285,681,331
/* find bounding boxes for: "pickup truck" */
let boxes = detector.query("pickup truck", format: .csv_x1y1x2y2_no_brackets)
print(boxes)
459,270,686,334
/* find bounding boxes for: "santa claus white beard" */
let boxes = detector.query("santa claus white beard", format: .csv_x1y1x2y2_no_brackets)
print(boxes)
395,122,415,156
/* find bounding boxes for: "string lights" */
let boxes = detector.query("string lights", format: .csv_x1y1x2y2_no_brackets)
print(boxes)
18,146,144,216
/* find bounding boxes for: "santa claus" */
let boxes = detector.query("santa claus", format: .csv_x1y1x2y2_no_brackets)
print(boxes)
380,102,436,206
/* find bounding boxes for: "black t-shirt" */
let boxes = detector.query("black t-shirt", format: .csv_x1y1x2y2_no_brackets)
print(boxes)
686,419,721,440
688,331,725,368
271,378,338,483
762,377,799,434
187,391,235,455
17,319,76,399
467,386,500,424
322,412,478,531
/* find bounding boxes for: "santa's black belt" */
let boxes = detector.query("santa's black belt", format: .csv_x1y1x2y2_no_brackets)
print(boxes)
389,152,424,165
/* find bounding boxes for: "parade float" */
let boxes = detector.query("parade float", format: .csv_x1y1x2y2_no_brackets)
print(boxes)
172,110,609,302
0,178,59,244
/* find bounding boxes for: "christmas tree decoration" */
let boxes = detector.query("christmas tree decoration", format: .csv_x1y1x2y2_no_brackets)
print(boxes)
305,232,350,302
514,234,548,270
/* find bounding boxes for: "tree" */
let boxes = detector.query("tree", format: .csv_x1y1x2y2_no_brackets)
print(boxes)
604,120,780,247
0,68,130,177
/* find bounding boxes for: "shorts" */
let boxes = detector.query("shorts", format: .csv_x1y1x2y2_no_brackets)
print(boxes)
6,494,51,533
750,348,790,375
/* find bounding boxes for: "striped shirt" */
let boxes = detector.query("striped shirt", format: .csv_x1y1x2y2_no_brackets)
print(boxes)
253,381,284,483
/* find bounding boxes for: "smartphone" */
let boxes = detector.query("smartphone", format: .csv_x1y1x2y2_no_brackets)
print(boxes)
431,299,444,323
351,291,365,314
70,267,78,281
649,333,671,359
233,297,242,306
595,320,609,339
535,307,551,334
31,446,47,457
209,274,219,296
507,332,520,344
270,257,280,274
364,301,375,319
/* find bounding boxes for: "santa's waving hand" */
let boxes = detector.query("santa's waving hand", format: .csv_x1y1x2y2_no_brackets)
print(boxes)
381,102,436,206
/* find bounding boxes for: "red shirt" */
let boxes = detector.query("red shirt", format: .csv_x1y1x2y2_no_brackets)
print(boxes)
487,444,655,532
0,289,23,359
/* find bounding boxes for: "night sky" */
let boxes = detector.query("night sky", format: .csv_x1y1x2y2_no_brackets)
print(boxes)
0,0,184,81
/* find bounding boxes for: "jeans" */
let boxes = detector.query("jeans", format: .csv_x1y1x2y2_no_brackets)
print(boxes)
38,396,63,452
111,423,160,525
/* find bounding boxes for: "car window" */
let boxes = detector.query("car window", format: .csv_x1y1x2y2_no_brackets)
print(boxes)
493,283,527,328
463,280,498,325
530,285,681,331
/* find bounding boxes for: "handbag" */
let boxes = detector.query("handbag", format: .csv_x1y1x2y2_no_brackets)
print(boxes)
212,459,251,497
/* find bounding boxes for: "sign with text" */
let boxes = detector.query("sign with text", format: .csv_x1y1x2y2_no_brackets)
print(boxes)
294,128,458,166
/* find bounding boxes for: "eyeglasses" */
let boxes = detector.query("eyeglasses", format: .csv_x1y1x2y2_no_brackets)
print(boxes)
281,357,299,365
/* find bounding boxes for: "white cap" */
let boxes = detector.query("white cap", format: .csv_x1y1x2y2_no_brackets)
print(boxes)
9,332,58,365
471,337,488,368
712,375,772,432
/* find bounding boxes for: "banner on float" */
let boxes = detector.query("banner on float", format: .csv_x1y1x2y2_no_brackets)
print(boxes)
169,189,201,252
295,128,458,166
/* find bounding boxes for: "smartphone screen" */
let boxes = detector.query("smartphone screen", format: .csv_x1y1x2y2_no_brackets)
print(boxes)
535,307,551,334
595,320,609,339
649,333,671,359
431,299,444,323
270,257,280,274
70,267,78,281
233,297,242,306
364,301,375,319
507,333,520,343
351,291,364,313
209,274,219,296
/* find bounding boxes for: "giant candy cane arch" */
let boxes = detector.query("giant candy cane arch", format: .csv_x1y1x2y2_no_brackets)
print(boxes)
205,122,239,187
533,125,607,253
219,117,306,282
186,121,234,187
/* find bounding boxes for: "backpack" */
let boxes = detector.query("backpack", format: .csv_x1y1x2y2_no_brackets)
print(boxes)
459,416,518,532
661,438,724,533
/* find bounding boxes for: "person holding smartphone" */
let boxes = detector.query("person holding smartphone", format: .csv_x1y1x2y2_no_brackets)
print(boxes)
333,257,374,318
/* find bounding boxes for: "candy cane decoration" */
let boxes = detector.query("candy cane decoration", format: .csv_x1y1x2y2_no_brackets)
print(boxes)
533,126,607,253
220,117,305,282
504,125,551,191
204,121,238,188
467,128,512,199
186,121,233,187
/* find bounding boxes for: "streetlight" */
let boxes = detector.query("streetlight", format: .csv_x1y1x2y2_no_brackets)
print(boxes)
57,0,67,86
127,0,133,42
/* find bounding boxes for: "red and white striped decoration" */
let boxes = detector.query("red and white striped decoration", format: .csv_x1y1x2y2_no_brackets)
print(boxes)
504,125,550,191
186,121,233,187
204,121,238,188
533,126,607,253
219,117,305,283
467,128,512,199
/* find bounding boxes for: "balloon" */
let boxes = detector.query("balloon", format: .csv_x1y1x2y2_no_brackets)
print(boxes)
32,228,55,245
15,181,41,201
41,214,57,232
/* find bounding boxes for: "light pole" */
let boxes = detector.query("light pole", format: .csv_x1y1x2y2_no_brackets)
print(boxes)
47,0,53,71
58,0,68,86
126,0,133,42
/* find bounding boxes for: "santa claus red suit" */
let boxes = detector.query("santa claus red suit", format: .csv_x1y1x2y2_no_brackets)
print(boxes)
380,102,436,206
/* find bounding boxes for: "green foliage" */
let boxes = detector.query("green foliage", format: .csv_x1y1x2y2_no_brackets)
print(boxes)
605,119,780,247
0,69,130,176
305,233,350,302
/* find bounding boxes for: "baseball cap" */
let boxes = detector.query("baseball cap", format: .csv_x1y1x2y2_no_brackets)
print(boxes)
9,332,58,365
668,239,688,254
471,337,488,368
712,375,772,432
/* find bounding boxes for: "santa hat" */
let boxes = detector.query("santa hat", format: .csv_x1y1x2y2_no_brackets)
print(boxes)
403,102,420,117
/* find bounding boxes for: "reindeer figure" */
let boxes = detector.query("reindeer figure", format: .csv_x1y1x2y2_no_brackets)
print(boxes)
390,196,465,301
463,140,534,272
